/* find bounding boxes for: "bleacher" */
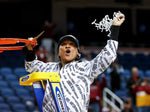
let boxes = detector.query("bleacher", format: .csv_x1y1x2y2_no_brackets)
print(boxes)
1,49,150,111
0,50,36,112
104,52,150,107
84,50,150,99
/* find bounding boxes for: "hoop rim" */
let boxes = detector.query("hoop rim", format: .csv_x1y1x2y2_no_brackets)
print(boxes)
0,38,37,53
0,38,36,45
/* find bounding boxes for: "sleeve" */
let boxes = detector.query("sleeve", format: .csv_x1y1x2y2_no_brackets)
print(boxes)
22,46,36,61
144,86,150,94
83,26,119,78
25,59,48,73
23,46,53,73
88,40,118,78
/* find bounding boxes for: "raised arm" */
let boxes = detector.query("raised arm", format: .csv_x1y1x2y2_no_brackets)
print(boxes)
22,34,50,73
87,12,125,78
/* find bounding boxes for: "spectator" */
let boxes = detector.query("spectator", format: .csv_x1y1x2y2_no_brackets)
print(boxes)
102,106,110,112
89,74,107,112
121,97,135,112
81,52,92,61
111,109,118,112
41,20,56,54
132,77,150,112
107,58,124,92
126,67,143,107
35,46,49,63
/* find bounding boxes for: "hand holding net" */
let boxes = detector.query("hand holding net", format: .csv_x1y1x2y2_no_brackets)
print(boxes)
0,31,45,53
91,11,123,37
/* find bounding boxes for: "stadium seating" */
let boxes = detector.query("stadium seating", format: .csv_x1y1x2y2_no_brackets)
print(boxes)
115,90,128,98
14,67,28,77
120,81,127,91
118,53,134,70
138,69,145,78
121,69,131,79
8,81,23,89
11,103,27,112
6,96,21,105
0,50,36,111
1,88,15,97
0,103,11,111
145,70,150,77
22,96,35,111
15,88,30,97
1,50,150,111
4,74,18,81
22,96,35,104
0,67,13,75
0,96,5,103
0,75,3,81
0,81,9,89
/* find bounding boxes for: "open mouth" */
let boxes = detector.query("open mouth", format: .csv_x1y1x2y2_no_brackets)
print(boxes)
66,49,70,54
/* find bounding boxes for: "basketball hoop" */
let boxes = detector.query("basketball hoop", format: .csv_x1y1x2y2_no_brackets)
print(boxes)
0,31,45,53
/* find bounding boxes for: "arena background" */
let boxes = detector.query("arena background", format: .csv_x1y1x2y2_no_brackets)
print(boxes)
0,0,150,47
0,0,150,112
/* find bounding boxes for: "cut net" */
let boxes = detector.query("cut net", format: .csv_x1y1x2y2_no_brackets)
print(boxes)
91,12,118,37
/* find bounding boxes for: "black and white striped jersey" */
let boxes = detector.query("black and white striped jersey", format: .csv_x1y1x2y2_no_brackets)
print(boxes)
25,40,118,112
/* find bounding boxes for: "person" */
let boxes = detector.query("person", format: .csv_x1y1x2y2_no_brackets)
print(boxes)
132,77,150,112
107,58,124,92
89,74,107,112
102,106,110,112
41,20,56,54
35,46,49,63
23,12,125,112
121,97,135,112
81,52,92,61
126,66,143,107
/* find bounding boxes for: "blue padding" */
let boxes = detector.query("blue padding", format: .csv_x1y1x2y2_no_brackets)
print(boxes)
33,83,44,112
50,82,69,112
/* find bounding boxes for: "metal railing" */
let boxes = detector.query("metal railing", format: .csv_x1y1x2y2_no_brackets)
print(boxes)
103,87,124,112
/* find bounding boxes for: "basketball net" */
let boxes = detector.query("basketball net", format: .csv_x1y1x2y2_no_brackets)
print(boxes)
91,12,118,37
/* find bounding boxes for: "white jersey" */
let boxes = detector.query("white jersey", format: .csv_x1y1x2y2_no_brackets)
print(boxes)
25,40,118,112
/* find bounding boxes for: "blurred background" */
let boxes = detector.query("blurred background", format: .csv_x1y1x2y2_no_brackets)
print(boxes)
0,0,149,47
0,0,150,112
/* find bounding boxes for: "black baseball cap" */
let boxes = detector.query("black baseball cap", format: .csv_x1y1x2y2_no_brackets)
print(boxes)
58,35,80,53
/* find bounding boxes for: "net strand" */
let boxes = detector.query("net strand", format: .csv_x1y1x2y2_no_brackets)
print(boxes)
91,11,118,37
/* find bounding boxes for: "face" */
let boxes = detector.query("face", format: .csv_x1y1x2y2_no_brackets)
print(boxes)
131,67,138,76
58,40,79,66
